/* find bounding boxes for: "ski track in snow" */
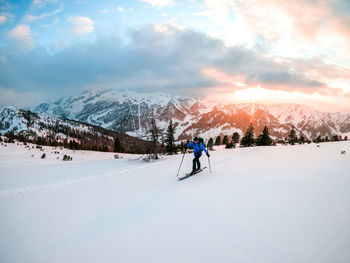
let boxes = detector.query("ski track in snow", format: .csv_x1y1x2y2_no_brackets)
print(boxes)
212,147,261,168
0,146,262,199
0,160,164,199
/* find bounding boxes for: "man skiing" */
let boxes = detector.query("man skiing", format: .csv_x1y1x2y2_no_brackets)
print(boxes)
186,137,210,175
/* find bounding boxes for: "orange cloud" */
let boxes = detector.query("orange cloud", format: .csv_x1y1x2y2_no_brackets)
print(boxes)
231,0,350,58
202,67,350,112
202,68,247,88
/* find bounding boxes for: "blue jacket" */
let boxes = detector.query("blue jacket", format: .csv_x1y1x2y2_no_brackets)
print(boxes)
186,141,208,157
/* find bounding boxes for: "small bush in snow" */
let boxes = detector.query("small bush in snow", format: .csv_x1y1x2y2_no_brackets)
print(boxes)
63,154,73,161
114,154,122,159
143,153,159,162
41,153,46,159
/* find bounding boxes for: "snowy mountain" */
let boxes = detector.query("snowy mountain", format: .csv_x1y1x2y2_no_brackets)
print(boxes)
0,107,151,153
34,89,350,140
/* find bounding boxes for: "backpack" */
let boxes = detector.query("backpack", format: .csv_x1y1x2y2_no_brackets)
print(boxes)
199,137,207,147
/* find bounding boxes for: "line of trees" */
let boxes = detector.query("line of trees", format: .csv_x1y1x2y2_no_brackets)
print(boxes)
146,118,183,158
143,119,349,158
205,124,348,149
1,128,115,152
3,118,347,157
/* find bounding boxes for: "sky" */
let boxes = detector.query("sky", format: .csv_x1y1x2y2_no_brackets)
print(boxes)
0,0,350,112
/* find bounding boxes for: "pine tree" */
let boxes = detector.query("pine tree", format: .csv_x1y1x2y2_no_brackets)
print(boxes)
222,135,229,145
232,132,240,145
288,126,297,145
147,118,163,159
114,137,123,152
240,124,255,147
69,140,80,150
165,120,176,155
314,135,322,143
215,136,221,145
5,130,15,143
256,126,272,146
207,137,214,149
225,141,234,149
160,133,165,150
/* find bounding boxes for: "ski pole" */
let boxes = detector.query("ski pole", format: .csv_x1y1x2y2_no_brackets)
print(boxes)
208,156,212,173
176,151,186,177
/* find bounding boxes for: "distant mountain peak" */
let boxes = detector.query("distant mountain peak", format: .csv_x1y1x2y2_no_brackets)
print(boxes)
32,89,350,140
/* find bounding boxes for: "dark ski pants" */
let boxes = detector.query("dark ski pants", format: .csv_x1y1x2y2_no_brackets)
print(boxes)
192,155,201,171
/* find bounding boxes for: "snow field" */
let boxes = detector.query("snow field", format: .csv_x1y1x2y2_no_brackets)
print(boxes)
0,141,350,263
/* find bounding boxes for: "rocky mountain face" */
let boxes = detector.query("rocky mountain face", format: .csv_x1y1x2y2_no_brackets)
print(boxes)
34,89,350,141
0,107,152,153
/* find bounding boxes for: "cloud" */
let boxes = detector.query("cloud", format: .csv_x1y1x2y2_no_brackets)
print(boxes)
0,12,14,23
232,0,350,57
99,9,109,14
154,20,183,32
140,0,175,9
24,4,63,22
194,0,233,22
68,16,94,35
33,0,58,6
0,88,40,108
0,24,346,108
195,0,350,61
191,0,253,47
0,15,6,25
117,6,125,12
7,24,34,50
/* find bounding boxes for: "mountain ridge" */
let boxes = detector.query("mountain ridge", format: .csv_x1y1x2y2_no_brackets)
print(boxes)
0,106,152,153
32,88,350,140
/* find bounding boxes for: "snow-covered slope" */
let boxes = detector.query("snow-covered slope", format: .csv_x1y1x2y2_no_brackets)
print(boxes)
0,107,28,132
0,106,91,137
35,89,196,136
34,89,350,140
1,141,350,262
0,107,151,153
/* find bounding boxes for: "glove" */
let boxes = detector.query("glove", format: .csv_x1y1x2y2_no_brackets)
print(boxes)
206,153,210,157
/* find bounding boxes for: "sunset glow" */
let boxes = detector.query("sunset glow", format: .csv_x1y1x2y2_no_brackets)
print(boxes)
0,0,349,112
1,3,350,261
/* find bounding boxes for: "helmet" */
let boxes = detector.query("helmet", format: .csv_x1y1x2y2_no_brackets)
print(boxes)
193,137,199,141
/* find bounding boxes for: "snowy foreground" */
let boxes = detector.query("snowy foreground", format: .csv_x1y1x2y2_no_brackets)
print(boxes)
1,142,350,263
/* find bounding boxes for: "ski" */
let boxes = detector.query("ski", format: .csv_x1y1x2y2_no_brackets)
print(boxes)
178,167,207,181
